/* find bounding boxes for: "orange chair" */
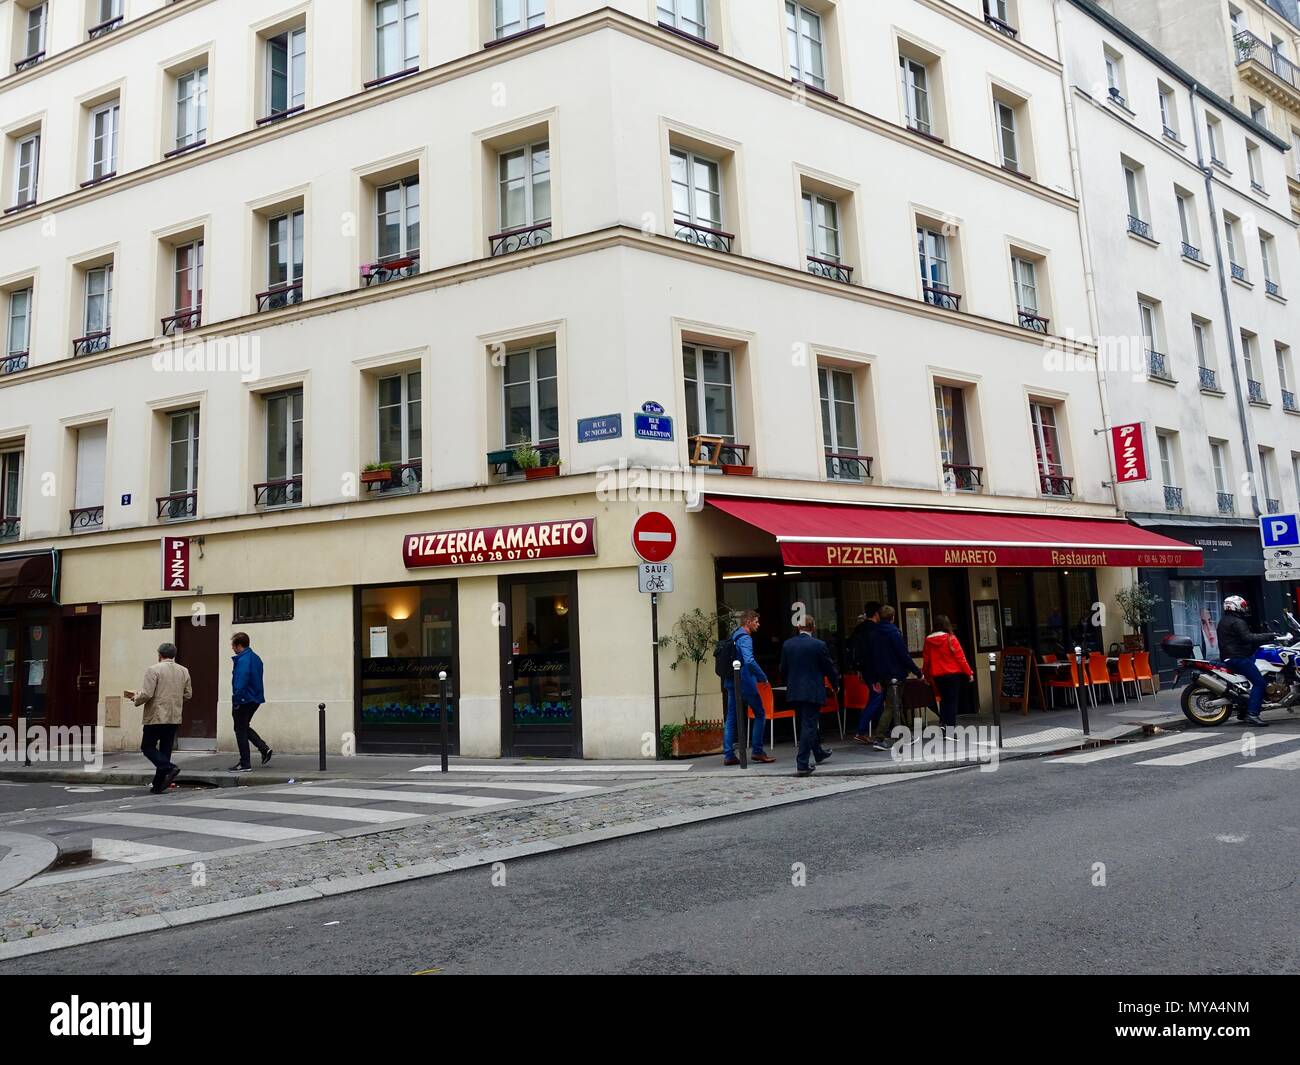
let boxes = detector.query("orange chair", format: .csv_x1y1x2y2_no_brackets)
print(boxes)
1116,653,1142,701
1085,652,1115,705
748,681,797,749
843,674,870,713
1134,652,1159,696
1042,654,1058,663
1043,657,1081,708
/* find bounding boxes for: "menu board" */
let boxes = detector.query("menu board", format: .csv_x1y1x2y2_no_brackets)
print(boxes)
998,646,1042,715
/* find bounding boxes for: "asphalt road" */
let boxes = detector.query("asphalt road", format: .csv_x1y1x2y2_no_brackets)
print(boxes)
5,721,1299,974
0,781,152,814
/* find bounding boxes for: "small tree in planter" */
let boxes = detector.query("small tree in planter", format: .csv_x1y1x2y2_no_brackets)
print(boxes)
1115,583,1159,651
658,606,733,757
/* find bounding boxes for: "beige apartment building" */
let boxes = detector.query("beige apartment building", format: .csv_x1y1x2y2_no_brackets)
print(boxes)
0,0,1203,760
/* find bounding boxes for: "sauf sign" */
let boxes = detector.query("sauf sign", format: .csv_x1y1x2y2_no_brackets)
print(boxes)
161,537,190,591
1110,422,1149,483
404,518,597,568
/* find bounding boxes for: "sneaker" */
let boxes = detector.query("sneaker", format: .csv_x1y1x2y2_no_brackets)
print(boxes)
815,750,833,764
752,753,776,764
1245,715,1270,727
228,763,253,773
261,747,274,766
871,740,889,752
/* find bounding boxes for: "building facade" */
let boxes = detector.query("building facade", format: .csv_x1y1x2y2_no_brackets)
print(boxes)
1,0,1206,758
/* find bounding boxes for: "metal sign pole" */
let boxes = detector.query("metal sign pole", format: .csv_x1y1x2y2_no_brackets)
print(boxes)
438,670,450,774
732,660,747,770
987,653,1002,749
1074,645,1091,736
651,592,662,760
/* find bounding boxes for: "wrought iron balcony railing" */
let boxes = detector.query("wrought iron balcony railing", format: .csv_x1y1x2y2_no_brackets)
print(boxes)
1,352,28,376
1108,87,1127,108
1283,390,1299,413
1234,31,1300,91
163,139,207,159
1164,485,1184,511
70,505,104,532
1018,309,1050,333
1181,242,1203,263
256,282,303,312
361,255,420,287
1267,498,1282,514
1040,474,1074,498
923,283,961,311
88,15,123,39
984,12,1018,38
1231,262,1247,282
825,451,872,482
363,67,420,89
1127,215,1153,240
806,256,852,283
156,492,197,521
73,330,111,357
1248,379,1266,404
1217,492,1235,516
161,308,201,336
1198,366,1219,391
1147,350,1172,380
490,221,553,256
943,463,983,492
1266,280,1282,298
14,51,44,72
1162,125,1179,141
3,200,37,216
256,104,305,127
254,478,303,507
364,461,422,493
0,517,19,541
487,442,560,477
672,219,734,253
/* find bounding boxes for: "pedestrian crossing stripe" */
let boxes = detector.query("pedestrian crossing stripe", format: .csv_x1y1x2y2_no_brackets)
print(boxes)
178,797,425,824
272,785,514,808
60,812,319,842
410,764,693,774
1136,733,1300,767
365,780,600,794
90,839,193,864
1239,746,1300,770
1049,732,1212,764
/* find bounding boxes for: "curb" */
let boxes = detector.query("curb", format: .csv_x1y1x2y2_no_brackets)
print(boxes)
0,767,311,788
0,831,58,893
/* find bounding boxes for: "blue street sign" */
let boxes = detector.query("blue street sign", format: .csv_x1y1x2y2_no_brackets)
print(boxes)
1260,513,1300,548
120,494,132,506
634,412,674,440
641,400,665,415
577,414,622,443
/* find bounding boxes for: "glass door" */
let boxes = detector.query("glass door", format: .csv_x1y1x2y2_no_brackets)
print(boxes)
501,573,580,757
0,620,17,728
21,618,49,720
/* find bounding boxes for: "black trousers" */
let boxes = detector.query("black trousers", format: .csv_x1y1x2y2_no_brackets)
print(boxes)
935,674,964,728
232,702,268,766
141,724,178,791
793,701,829,770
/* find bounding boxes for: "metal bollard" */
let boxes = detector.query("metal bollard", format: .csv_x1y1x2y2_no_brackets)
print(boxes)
1074,646,1091,736
732,660,746,769
987,653,1003,749
438,671,450,775
318,703,326,771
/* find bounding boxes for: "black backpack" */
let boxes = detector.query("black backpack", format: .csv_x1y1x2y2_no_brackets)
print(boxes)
713,632,738,680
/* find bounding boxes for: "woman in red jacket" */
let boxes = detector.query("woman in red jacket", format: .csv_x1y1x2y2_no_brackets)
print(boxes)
922,616,974,731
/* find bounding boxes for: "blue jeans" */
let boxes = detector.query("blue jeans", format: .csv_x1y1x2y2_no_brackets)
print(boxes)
856,685,884,734
724,684,765,757
1224,658,1266,717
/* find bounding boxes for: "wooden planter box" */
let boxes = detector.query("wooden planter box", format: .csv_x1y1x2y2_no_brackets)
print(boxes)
670,725,724,758
721,464,754,477
525,465,561,480
1122,634,1145,653
360,468,393,485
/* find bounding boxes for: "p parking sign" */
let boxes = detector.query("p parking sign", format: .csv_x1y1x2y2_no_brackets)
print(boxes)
1260,513,1300,549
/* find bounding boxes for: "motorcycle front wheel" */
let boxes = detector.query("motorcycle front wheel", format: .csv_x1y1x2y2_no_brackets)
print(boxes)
1181,682,1233,726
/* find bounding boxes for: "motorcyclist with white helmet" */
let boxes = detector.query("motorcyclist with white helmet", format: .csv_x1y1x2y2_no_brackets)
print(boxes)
1216,595,1272,727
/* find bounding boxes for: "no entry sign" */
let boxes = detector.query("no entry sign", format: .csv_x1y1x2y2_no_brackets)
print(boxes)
632,512,676,563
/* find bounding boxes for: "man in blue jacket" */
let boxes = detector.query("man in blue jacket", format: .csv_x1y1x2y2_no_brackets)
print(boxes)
780,617,840,775
230,631,271,771
873,605,922,730
723,609,774,765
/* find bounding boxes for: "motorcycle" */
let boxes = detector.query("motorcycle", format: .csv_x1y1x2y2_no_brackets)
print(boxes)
1160,611,1300,726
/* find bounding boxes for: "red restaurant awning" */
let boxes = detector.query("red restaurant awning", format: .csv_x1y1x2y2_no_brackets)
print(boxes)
706,498,1202,569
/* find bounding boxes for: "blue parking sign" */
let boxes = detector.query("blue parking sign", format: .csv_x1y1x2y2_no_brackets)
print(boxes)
1260,513,1300,548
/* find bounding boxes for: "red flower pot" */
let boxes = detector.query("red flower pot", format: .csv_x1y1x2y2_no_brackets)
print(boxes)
721,464,754,476
524,465,561,480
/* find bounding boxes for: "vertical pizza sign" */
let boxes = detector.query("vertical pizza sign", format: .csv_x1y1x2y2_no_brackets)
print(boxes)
162,537,190,591
1110,422,1150,483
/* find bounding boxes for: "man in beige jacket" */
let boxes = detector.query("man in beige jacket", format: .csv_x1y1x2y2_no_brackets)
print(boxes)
124,642,192,794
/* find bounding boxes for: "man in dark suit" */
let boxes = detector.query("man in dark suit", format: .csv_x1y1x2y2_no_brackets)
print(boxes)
780,616,841,776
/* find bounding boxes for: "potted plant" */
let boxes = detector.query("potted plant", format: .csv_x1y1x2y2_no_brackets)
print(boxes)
360,461,393,485
721,462,755,476
513,438,561,480
657,607,733,757
1115,583,1159,652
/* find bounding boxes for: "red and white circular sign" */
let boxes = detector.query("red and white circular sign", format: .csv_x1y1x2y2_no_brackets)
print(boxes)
632,511,677,563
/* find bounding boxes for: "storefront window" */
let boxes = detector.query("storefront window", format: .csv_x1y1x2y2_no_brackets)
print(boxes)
22,620,48,719
999,568,1100,658
358,583,455,729
507,578,574,729
1169,579,1220,659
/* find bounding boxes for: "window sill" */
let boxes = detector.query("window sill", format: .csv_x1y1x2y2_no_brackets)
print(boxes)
1162,130,1186,148
792,77,839,102
1248,399,1271,409
1231,275,1254,290
1211,159,1232,177
1284,405,1300,416
1105,95,1136,118
1148,373,1179,388
1182,253,1210,269
3,200,37,215
1127,229,1160,248
483,25,546,50
1199,386,1226,397
904,122,945,145
656,22,718,51
1266,290,1287,304
363,67,419,90
1251,182,1268,198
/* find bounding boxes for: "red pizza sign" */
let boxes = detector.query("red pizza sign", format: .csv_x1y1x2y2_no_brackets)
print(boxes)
162,537,190,591
631,511,676,563
404,518,597,569
1111,422,1150,483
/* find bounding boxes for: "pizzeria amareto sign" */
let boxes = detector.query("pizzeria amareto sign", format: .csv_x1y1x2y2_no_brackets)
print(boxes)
404,518,597,569
782,542,1200,568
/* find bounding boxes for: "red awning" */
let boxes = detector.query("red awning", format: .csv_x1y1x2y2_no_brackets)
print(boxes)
0,550,58,607
706,498,1202,569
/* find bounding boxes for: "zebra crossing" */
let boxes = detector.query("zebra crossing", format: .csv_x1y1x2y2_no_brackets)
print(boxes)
20,778,607,886
1048,729,1300,770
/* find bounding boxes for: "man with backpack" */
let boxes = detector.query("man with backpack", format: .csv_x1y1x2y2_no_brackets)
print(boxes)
849,602,888,749
716,609,774,765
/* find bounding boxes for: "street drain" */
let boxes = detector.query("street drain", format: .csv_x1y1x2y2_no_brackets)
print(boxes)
47,848,105,872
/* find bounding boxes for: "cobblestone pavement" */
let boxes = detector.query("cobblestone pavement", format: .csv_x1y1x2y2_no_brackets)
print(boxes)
0,772,913,948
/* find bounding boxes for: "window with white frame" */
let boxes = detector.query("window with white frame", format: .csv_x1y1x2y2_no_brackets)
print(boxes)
268,209,304,290
267,27,306,116
995,98,1018,169
174,240,203,316
87,100,119,182
819,366,860,479
1293,453,1300,503
1123,163,1147,224
1013,256,1039,316
1276,343,1293,404
93,0,122,28
984,0,1013,29
917,226,952,298
1104,48,1125,104
1175,188,1198,254
1260,232,1278,290
900,55,931,134
495,0,544,40
1206,115,1225,163
375,0,419,79
264,389,304,498
1249,100,1267,131
377,371,421,469
658,0,707,39
503,345,558,446
670,147,723,244
1158,432,1177,488
72,423,106,526
1030,401,1066,492
1158,84,1177,137
6,288,31,356
21,3,46,61
377,176,419,262
175,67,207,150
802,191,841,264
1193,318,1214,374
1259,447,1276,505
83,265,112,337
786,2,827,92
1224,213,1243,272
1139,300,1163,376
0,450,22,533
1211,441,1228,496
12,132,38,206
935,384,974,488
1247,142,1264,188
683,344,735,442
498,140,550,234
1293,128,1300,179
168,408,199,501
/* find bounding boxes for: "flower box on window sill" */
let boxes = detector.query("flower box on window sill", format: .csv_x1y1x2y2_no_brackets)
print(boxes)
524,464,561,481
721,464,754,477
360,466,393,485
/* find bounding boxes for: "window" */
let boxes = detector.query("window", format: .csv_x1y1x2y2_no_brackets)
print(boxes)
1260,232,1279,295
377,371,422,467
12,132,39,206
1211,441,1228,496
264,389,304,501
375,0,418,79
267,27,306,117
670,147,726,248
174,240,203,317
498,140,550,234
168,408,199,503
1247,142,1264,189
1206,115,1225,164
1229,5,1244,34
1293,128,1300,180
1277,343,1294,409
72,423,106,529
1249,100,1267,131
20,4,46,63
1294,454,1300,503
658,0,706,40
1104,48,1125,106
6,288,31,357
682,344,735,442
1139,298,1166,377
1,450,23,536
377,177,419,262
495,0,544,40
786,3,827,92
917,226,956,307
995,99,1018,170
1030,402,1067,494
1158,432,1177,487
1243,330,1264,402
267,209,304,292
900,56,931,135
1224,213,1243,276
1259,447,1276,509
935,385,975,489
1012,255,1047,330
233,591,295,624
175,67,207,150
1193,318,1216,389
1123,162,1148,231
503,345,558,446
142,600,172,630
91,0,122,32
1175,188,1199,257
984,0,1015,33
83,265,112,337
819,367,861,480
802,191,841,264
1158,84,1177,138
87,101,119,182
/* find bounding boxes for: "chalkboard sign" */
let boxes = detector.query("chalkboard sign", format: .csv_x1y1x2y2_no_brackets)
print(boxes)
998,646,1043,715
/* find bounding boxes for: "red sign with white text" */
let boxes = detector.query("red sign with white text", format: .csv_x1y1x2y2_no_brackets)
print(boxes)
162,537,190,591
632,511,677,563
1110,422,1150,484
404,518,597,569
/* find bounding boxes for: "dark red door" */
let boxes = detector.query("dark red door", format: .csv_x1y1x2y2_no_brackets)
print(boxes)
63,615,101,728
175,613,219,742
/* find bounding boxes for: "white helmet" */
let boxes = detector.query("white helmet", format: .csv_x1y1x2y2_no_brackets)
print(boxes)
1224,595,1248,614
